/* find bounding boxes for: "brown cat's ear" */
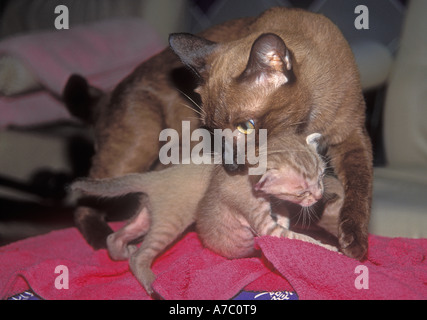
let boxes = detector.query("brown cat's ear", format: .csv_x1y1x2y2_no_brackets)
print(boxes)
239,33,295,87
169,33,217,79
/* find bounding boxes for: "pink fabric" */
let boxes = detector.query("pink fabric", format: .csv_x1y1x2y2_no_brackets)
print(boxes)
257,235,427,300
0,92,72,128
1,222,426,300
0,19,164,129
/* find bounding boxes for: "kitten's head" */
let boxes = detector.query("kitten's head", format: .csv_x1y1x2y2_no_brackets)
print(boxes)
255,133,326,207
169,33,309,173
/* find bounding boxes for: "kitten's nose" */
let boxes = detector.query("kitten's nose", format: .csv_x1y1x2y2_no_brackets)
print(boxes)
312,189,323,201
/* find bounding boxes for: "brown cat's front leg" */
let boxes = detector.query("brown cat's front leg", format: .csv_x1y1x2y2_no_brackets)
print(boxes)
329,130,373,260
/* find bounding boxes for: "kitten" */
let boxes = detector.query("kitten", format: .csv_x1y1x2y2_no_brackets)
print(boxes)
196,133,342,259
70,133,342,294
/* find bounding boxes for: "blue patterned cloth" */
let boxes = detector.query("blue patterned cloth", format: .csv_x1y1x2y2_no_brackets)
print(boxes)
8,291,42,300
233,290,298,300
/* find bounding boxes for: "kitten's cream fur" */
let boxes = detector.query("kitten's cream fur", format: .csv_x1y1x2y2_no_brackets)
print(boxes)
71,134,343,294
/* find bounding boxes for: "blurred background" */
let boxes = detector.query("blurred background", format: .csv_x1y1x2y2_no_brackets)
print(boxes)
0,0,425,245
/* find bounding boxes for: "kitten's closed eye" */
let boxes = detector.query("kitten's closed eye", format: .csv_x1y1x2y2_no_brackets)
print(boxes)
296,191,310,198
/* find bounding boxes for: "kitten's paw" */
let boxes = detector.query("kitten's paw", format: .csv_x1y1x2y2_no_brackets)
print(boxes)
140,270,156,296
127,244,138,256
107,233,131,260
129,256,156,296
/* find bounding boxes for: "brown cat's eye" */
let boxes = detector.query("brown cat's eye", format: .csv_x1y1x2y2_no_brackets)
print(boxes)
236,119,255,134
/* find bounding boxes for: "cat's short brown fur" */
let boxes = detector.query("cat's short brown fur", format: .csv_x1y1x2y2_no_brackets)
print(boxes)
66,7,371,260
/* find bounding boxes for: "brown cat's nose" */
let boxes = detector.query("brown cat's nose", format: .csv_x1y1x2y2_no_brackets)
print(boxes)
223,163,242,173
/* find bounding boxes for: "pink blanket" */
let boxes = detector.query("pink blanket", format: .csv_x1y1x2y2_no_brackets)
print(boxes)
1,222,426,300
0,19,164,129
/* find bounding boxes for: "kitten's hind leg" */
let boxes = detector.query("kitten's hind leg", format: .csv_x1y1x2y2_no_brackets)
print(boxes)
129,215,195,295
107,206,151,260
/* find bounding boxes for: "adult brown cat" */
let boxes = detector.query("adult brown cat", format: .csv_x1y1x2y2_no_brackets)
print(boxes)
67,7,372,260
71,133,342,294
168,8,372,260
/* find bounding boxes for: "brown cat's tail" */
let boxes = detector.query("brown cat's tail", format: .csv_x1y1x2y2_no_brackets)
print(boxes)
62,74,104,124
70,173,149,199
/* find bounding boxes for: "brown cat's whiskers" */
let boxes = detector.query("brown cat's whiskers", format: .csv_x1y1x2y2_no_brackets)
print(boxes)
183,115,203,122
178,89,206,116
179,103,205,118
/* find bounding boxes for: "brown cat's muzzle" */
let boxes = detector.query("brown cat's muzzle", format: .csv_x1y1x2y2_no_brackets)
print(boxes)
223,162,245,173
221,138,246,173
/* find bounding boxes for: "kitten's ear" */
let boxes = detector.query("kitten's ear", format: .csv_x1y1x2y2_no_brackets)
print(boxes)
239,33,295,87
306,133,326,154
169,33,217,78
306,133,321,147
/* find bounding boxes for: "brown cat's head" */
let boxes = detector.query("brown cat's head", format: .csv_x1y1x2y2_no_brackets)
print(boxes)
169,32,310,173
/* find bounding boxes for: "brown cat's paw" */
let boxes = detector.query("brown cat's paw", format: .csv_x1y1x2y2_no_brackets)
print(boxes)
338,220,368,261
339,224,368,261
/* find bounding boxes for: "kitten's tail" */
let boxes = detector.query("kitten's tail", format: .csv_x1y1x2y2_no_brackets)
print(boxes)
69,173,149,198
